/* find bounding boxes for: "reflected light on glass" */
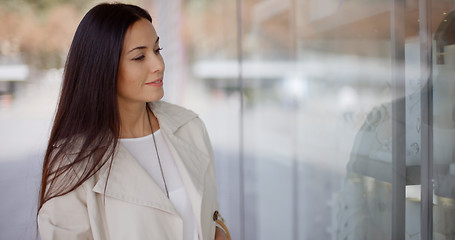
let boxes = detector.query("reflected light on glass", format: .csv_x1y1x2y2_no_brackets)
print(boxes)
282,76,307,101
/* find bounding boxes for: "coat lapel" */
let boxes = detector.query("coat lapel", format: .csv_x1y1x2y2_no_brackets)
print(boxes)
160,128,210,238
92,144,179,216
150,101,212,237
149,101,211,195
164,131,210,194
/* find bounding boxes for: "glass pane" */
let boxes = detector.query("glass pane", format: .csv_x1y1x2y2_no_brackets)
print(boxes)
162,0,243,239
241,0,297,239
432,1,455,239
296,0,395,239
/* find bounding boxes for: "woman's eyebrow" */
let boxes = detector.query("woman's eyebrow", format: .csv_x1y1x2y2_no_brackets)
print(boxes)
127,37,160,54
128,46,146,53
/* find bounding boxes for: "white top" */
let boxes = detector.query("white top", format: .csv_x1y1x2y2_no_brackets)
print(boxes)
119,130,199,240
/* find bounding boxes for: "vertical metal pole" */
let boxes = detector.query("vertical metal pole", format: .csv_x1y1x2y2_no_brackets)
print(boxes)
289,0,298,239
391,0,406,239
236,0,245,239
292,113,299,240
419,0,433,239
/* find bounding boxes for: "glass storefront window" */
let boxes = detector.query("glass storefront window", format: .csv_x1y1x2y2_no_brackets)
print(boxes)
173,0,455,239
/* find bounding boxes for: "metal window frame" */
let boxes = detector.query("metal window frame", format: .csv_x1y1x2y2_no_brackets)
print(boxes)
392,0,434,239
236,1,245,240
391,0,406,239
419,0,434,239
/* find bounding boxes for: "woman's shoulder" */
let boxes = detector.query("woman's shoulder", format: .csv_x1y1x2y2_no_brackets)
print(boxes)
49,135,114,181
150,100,197,117
149,101,203,131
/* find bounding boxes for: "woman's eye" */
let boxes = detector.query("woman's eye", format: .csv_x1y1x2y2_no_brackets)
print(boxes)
132,55,145,61
154,47,163,54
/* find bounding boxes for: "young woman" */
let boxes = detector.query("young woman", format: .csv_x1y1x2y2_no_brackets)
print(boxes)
38,3,227,240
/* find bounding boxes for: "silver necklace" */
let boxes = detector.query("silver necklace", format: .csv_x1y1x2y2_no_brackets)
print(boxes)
146,105,170,198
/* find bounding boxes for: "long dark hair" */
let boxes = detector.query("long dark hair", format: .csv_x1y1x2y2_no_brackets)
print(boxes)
38,3,152,211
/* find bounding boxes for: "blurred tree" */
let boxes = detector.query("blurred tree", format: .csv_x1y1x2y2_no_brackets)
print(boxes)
0,0,91,69
0,0,89,14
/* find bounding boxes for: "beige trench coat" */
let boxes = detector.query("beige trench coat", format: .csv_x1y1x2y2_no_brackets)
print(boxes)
38,101,219,240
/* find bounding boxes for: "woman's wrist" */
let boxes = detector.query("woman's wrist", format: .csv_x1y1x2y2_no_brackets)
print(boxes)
215,226,228,240
215,223,227,235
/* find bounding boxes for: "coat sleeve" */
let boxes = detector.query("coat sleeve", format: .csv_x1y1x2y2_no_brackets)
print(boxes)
38,184,93,240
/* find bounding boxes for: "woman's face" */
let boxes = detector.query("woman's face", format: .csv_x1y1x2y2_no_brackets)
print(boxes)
117,18,165,105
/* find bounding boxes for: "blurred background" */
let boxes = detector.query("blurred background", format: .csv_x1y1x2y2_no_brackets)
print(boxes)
1,0,455,239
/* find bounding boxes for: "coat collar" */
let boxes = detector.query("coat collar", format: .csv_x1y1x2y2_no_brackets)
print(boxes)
148,101,198,134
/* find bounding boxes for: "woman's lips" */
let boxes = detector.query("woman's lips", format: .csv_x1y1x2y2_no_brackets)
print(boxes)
145,78,163,87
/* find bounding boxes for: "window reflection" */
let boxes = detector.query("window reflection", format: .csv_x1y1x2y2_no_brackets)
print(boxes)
433,9,455,239
339,4,455,240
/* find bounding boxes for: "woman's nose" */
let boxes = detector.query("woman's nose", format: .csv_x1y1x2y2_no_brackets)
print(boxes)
149,55,165,73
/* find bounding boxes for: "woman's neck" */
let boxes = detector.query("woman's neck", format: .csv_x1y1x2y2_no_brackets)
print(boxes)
118,101,158,138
